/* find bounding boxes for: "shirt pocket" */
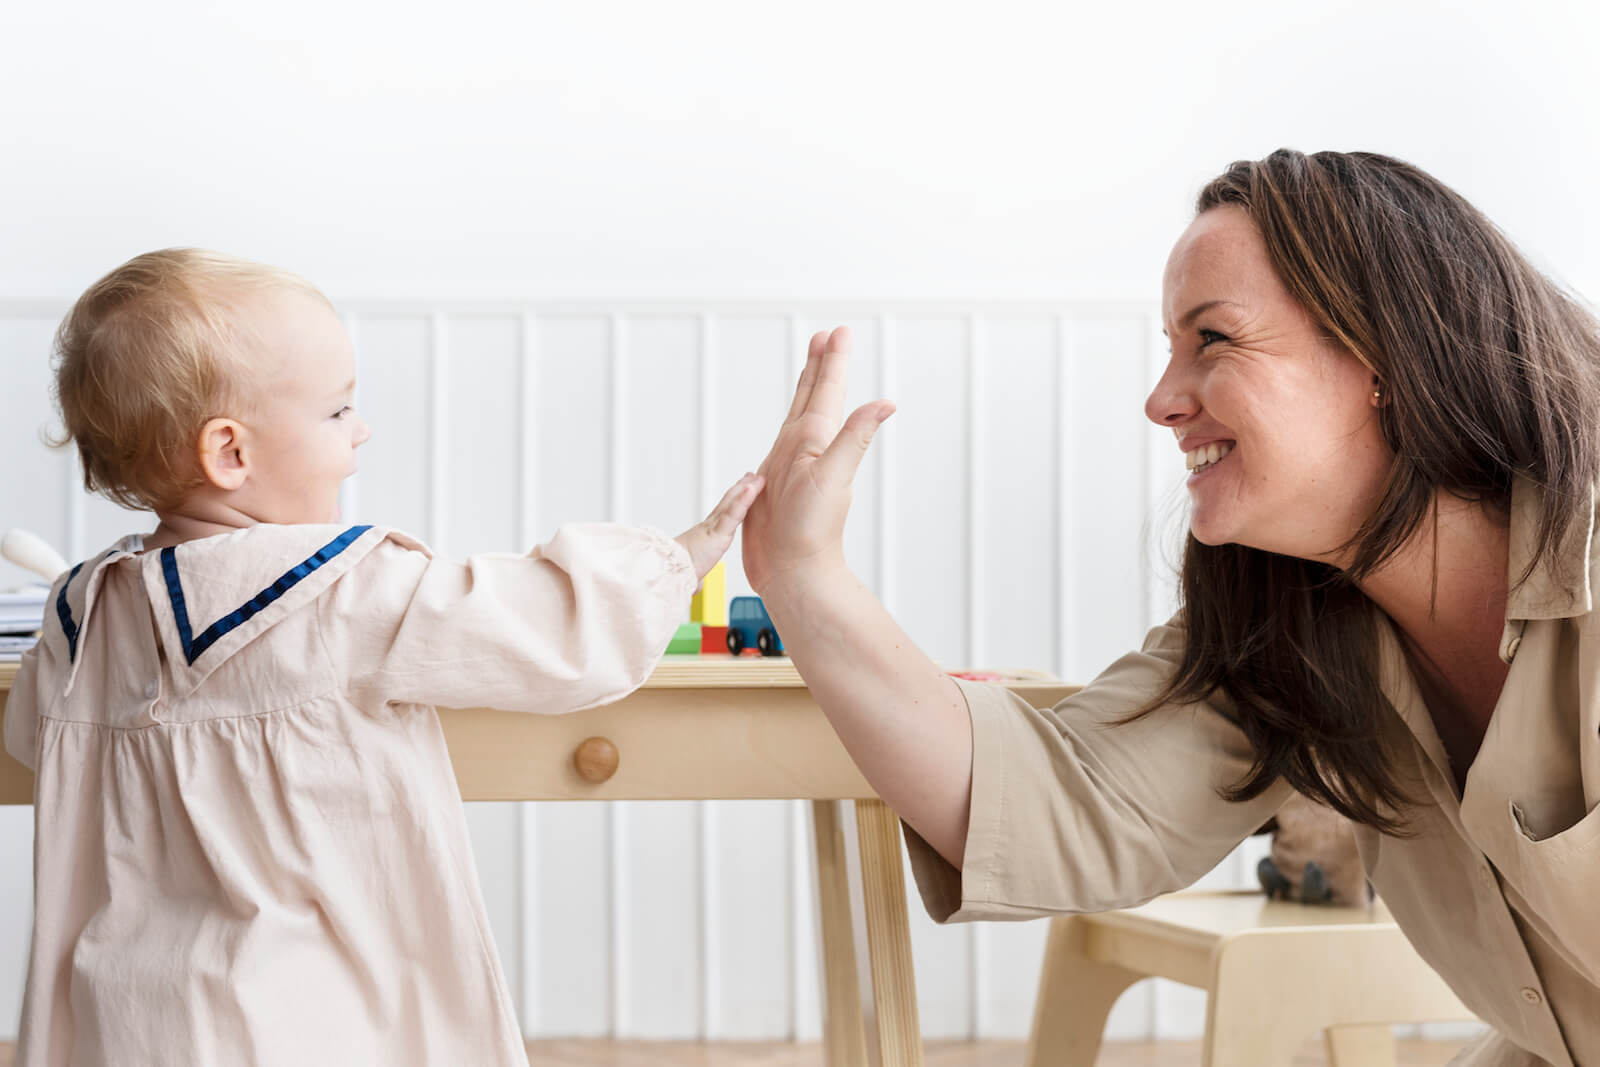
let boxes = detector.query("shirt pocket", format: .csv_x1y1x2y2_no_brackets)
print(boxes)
1509,798,1600,861
1505,798,1600,985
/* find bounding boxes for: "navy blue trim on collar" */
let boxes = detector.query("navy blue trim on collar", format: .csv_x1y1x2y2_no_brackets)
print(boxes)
161,525,372,666
55,561,85,662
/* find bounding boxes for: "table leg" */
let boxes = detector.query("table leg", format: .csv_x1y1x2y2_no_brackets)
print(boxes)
851,798,925,1067
812,800,869,1067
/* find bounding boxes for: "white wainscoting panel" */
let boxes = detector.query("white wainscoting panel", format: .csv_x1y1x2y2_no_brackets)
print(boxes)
0,300,1278,1043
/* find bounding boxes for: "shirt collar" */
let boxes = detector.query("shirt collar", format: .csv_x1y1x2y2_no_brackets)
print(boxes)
1503,476,1597,622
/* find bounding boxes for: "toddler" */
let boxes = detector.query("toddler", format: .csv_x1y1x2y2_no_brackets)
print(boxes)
2,250,762,1066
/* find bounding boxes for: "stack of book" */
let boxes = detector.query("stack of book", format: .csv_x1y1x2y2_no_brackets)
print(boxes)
1,586,49,661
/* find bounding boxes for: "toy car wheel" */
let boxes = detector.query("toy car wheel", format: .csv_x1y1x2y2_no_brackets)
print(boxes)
757,629,777,656
726,629,745,654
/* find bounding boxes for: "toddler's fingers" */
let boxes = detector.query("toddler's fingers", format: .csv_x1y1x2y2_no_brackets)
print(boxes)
708,473,765,537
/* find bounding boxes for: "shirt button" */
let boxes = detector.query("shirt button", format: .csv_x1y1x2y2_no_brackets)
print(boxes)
144,680,159,700
1521,987,1542,1005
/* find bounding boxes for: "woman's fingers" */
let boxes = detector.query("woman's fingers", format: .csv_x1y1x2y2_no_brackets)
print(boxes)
802,326,852,427
818,399,895,491
785,330,830,423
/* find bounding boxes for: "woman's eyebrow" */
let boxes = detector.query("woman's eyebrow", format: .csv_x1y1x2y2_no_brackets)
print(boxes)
1166,299,1247,335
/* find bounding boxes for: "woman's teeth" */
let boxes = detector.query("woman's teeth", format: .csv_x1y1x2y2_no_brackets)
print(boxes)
1185,441,1234,472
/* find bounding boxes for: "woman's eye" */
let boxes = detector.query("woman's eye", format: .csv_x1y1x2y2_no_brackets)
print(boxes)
1197,329,1228,349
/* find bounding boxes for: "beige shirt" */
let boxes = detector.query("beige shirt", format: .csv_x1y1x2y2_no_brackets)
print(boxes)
906,480,1600,1067
3,521,694,1067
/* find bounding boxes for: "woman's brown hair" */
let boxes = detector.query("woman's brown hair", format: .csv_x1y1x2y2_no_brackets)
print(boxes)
1152,150,1600,832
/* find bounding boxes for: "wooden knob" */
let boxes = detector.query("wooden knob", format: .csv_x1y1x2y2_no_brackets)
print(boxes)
573,736,619,783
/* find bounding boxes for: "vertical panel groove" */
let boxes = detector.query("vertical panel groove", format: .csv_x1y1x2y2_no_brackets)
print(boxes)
428,312,449,550
783,318,814,1041
698,313,719,1038
1144,313,1170,631
607,313,629,1035
785,314,812,1039
965,314,986,1038
517,312,540,1032
1055,316,1075,682
788,800,807,1040
340,312,362,523
876,316,895,610
1143,312,1165,1042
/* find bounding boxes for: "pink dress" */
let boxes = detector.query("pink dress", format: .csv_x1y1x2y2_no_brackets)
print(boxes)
3,522,694,1066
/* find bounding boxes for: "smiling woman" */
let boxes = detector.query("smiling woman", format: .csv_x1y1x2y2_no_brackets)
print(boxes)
741,149,1600,1067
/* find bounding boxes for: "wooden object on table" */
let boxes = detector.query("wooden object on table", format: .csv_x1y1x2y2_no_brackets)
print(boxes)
0,655,1077,1067
1024,889,1477,1067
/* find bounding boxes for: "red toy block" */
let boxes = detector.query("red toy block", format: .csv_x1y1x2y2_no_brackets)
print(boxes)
700,625,729,654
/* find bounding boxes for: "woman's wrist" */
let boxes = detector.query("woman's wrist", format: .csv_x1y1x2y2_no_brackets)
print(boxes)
757,550,854,614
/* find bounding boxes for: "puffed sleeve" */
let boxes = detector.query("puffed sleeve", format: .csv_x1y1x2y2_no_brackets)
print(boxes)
904,618,1292,922
324,524,696,715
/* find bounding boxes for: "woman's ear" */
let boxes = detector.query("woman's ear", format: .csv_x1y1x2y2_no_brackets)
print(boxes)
197,417,249,491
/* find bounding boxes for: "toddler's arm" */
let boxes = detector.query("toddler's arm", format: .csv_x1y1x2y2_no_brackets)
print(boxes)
328,474,761,716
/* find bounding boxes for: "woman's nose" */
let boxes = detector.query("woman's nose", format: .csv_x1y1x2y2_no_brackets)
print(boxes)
1144,359,1199,427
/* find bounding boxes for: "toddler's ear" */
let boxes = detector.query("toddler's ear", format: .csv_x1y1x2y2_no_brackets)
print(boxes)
197,417,249,491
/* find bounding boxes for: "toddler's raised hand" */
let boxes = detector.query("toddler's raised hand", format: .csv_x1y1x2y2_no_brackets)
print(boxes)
675,472,765,582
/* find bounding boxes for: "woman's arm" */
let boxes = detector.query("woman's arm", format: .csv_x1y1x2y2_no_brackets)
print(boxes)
744,327,974,867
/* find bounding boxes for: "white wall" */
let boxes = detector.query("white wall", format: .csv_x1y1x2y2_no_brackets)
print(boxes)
2,1,1596,304
2,0,1587,1044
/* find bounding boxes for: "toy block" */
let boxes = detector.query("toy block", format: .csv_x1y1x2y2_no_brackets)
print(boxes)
699,625,729,654
667,622,702,654
691,561,727,626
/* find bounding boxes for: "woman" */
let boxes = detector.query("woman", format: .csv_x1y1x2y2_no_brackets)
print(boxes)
743,150,1600,1066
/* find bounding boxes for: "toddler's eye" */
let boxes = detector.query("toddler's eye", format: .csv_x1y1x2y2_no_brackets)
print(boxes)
333,406,353,419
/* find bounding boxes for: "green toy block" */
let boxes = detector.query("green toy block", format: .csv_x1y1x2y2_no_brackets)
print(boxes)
667,622,703,654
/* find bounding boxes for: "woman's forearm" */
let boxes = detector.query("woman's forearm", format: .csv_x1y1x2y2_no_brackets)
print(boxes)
763,559,974,868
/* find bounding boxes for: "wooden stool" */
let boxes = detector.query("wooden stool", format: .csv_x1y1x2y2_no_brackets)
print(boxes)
1025,890,1477,1067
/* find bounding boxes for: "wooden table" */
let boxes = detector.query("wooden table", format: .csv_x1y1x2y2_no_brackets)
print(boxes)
0,656,1074,1066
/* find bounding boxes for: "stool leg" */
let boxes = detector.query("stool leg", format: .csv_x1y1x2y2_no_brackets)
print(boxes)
1025,916,1143,1067
1204,935,1321,1067
1325,1024,1397,1067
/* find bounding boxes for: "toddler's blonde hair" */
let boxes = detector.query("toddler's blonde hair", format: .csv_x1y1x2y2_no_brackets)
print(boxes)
51,249,330,512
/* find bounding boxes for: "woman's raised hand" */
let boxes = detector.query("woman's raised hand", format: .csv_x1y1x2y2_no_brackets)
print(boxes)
742,326,895,595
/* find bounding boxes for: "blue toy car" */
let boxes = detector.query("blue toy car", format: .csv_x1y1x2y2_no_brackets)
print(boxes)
726,596,783,656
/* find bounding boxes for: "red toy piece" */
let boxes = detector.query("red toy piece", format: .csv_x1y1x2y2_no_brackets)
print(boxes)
699,625,729,654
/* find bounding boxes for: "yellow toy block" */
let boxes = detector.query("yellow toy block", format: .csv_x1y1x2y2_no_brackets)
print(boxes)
691,561,727,626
